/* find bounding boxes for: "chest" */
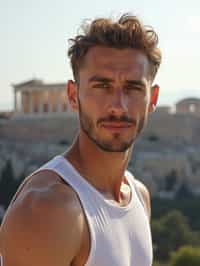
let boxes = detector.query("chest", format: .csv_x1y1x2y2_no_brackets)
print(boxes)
72,201,152,266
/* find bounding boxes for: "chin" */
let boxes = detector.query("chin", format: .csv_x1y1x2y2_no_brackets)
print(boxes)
95,138,135,153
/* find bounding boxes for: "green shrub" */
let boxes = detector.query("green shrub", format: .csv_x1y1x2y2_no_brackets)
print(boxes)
170,246,200,266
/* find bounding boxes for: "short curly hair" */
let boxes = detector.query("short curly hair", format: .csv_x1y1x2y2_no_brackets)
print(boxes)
68,14,162,82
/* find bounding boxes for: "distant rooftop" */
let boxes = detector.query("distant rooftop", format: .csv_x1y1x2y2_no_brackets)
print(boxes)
12,78,43,88
176,97,200,105
12,78,66,89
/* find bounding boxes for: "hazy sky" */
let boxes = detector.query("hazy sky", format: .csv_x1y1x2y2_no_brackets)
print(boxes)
1,0,200,110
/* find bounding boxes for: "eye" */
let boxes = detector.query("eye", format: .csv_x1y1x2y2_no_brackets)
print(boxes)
93,83,111,89
125,84,143,92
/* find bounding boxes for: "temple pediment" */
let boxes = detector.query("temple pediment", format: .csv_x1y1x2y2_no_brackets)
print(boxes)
13,79,43,89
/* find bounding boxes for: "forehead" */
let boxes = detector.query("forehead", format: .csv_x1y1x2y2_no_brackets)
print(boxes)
80,46,150,79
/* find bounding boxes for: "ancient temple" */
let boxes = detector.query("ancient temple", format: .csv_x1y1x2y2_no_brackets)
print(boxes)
176,98,200,116
13,79,69,117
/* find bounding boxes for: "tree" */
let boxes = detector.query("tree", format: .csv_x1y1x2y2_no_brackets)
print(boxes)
0,160,19,208
164,170,177,191
175,182,194,199
170,246,200,266
151,197,200,231
152,210,196,261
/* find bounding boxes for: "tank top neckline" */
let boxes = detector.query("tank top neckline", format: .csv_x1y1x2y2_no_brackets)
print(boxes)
56,155,135,211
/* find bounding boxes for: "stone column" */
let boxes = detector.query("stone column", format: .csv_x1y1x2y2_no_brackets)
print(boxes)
29,91,34,113
197,103,200,116
16,90,22,113
42,90,49,112
14,90,17,112
22,91,30,114
48,91,52,113
57,90,62,112
52,89,57,112
38,90,43,113
21,91,25,113
61,89,68,112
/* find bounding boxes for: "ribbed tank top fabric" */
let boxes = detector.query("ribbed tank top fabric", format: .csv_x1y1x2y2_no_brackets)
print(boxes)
36,155,153,266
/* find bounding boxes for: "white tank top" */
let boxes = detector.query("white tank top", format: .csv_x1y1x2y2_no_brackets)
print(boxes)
37,155,153,266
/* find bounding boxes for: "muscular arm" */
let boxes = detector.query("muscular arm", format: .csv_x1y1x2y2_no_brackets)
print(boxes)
0,179,84,266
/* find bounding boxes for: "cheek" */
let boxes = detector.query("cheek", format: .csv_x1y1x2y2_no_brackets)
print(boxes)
127,96,150,118
79,96,103,123
128,94,145,108
80,92,106,112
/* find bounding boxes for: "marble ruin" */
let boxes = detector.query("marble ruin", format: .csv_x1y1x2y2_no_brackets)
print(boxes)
13,79,69,117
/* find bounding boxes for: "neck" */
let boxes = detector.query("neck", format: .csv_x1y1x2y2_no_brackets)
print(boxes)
64,130,134,201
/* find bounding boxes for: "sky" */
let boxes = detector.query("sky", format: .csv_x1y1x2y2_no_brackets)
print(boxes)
0,0,200,111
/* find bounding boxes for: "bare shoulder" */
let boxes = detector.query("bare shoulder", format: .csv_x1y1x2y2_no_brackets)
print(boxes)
0,170,85,266
134,178,151,220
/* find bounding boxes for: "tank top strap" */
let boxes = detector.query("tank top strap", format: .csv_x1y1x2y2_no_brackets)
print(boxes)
37,155,93,197
125,170,149,218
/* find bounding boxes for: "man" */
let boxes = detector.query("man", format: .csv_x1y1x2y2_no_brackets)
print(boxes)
0,14,161,265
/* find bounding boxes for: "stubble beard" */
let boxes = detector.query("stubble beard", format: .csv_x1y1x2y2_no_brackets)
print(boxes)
78,99,147,153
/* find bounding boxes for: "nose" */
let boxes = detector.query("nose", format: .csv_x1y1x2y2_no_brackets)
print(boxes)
107,90,128,116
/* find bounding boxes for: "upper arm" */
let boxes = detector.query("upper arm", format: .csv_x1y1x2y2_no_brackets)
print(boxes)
135,179,151,220
0,185,84,266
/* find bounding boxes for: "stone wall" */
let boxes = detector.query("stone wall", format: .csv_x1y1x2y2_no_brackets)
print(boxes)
0,112,200,145
0,111,200,198
144,112,200,144
0,113,78,144
129,147,200,196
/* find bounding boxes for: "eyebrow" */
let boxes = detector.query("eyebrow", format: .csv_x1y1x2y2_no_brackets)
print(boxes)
125,80,146,87
88,75,113,83
88,75,146,87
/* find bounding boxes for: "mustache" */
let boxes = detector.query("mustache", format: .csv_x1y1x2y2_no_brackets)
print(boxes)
97,115,136,125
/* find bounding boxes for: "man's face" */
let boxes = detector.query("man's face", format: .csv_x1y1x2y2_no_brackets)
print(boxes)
69,46,157,152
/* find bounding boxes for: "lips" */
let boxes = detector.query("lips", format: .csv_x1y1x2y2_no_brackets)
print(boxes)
101,122,133,132
101,122,133,128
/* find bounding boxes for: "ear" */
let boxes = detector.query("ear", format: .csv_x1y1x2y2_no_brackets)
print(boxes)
148,84,160,113
67,80,78,111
